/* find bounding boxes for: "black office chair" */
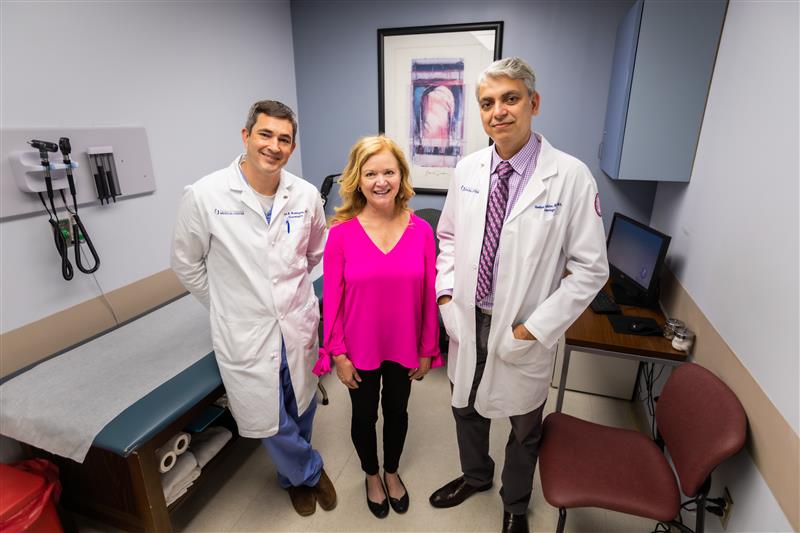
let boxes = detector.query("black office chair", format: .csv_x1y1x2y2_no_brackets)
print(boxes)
415,208,442,254
414,208,449,355
314,174,341,405
320,173,341,215
312,276,329,405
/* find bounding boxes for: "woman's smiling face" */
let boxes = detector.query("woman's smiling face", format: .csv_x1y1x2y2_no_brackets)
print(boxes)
359,149,401,211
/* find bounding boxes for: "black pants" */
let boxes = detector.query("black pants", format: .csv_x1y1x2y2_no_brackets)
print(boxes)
348,360,413,475
451,310,545,514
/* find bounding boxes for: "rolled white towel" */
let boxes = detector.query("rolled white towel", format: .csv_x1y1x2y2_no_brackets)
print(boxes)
154,447,177,474
166,486,188,508
161,451,198,497
165,466,201,506
213,395,229,409
163,431,191,455
191,426,232,468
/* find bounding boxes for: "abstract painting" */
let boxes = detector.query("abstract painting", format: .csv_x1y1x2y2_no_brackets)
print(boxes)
379,22,503,193
410,58,465,168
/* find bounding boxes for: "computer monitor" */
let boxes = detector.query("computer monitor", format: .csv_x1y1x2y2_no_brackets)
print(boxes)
606,212,671,308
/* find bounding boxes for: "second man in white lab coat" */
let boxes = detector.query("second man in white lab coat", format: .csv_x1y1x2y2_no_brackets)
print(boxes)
429,58,609,533
171,100,336,517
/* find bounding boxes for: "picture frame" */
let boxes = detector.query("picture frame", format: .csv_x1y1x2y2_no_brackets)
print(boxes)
378,22,503,194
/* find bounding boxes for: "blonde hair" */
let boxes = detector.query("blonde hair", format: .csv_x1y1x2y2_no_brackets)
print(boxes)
331,136,414,225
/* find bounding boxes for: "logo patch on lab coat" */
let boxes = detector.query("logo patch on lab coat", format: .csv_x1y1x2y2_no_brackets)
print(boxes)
214,208,245,215
594,193,602,217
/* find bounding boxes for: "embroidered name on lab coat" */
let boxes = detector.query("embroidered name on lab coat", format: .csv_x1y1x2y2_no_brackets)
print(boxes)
460,185,480,194
534,203,562,214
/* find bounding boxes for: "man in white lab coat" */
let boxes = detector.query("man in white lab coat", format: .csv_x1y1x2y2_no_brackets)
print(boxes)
429,58,609,533
170,100,336,516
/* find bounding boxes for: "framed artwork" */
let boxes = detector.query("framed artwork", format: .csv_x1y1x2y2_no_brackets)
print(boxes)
378,22,503,194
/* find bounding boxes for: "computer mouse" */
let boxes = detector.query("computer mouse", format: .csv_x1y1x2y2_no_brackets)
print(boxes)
628,321,643,333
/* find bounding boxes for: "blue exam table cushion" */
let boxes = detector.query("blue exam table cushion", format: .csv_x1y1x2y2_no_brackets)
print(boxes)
93,280,323,457
92,352,221,456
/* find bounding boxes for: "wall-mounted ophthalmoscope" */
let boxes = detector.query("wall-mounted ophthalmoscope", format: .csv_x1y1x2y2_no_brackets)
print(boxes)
58,137,100,274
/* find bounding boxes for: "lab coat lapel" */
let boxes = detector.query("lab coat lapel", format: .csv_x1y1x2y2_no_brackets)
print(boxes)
506,136,557,224
271,170,293,224
470,150,492,255
226,158,264,220
240,188,264,220
473,149,492,219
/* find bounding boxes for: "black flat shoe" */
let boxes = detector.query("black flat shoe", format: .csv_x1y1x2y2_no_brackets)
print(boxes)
429,475,493,509
365,478,389,518
384,472,409,514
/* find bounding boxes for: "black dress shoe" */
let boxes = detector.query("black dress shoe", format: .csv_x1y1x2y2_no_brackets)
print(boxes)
365,478,389,518
502,511,529,533
384,472,409,514
429,476,493,508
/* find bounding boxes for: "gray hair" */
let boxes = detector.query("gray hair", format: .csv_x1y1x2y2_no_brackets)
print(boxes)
475,57,537,99
244,100,298,141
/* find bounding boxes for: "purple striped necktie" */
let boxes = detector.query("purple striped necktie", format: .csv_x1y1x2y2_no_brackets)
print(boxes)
476,160,513,302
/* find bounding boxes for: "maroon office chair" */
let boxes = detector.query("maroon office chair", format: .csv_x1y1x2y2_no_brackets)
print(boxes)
539,363,746,533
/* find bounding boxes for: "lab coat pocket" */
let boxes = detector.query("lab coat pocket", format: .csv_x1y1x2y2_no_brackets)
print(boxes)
280,211,312,267
439,302,459,340
296,295,321,350
210,314,268,368
498,326,537,365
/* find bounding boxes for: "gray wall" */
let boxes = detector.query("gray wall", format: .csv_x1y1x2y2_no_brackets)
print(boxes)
651,1,798,435
649,2,798,530
290,0,655,228
0,1,301,332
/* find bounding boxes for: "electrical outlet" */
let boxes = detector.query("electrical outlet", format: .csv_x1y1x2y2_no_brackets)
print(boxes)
57,214,74,245
720,486,734,529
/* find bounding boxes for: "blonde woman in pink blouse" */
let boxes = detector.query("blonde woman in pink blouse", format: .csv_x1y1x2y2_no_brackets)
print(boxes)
313,136,442,518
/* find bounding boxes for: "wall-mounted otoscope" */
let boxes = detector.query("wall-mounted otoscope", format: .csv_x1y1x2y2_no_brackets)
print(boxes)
29,139,59,153
29,137,101,280
30,139,73,280
29,140,59,210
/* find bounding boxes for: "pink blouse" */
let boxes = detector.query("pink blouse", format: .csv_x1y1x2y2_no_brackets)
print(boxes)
313,213,442,374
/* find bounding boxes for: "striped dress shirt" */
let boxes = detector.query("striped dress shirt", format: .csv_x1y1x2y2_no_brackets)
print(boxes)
476,132,542,311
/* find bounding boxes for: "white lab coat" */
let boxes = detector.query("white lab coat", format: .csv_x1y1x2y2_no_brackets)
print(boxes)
171,157,326,438
436,135,609,418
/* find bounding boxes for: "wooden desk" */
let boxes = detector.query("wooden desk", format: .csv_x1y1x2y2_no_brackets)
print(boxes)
555,302,688,412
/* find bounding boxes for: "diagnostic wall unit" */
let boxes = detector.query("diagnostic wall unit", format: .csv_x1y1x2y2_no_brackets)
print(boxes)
599,0,727,182
1,127,155,220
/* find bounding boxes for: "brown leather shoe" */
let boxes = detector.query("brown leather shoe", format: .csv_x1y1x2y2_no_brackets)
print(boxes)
312,468,337,511
287,485,316,516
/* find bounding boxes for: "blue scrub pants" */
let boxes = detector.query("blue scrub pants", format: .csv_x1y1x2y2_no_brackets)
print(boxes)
261,343,323,488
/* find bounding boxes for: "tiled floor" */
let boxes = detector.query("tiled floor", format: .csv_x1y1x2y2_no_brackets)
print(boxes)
78,366,660,532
